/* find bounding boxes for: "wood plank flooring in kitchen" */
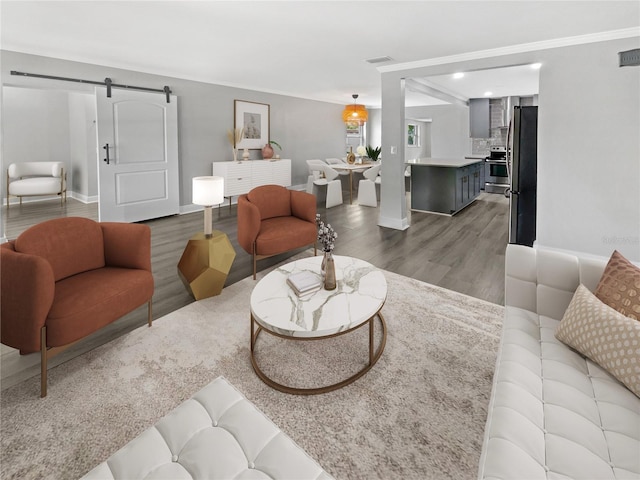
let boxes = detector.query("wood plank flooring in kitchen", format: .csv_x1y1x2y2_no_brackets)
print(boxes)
1,192,509,388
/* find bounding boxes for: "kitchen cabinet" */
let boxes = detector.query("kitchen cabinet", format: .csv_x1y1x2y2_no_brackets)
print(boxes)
455,166,471,210
455,163,483,211
408,158,483,215
465,155,486,191
473,167,482,196
469,98,490,138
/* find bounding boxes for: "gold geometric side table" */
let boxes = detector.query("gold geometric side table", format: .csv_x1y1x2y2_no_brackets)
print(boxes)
177,230,236,300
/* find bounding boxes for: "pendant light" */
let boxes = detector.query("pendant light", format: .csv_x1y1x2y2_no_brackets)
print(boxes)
342,94,368,125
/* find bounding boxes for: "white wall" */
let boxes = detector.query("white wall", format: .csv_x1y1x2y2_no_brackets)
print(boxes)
68,92,97,200
405,104,469,158
1,50,347,205
536,37,640,261
3,87,98,202
367,108,382,149
3,86,71,168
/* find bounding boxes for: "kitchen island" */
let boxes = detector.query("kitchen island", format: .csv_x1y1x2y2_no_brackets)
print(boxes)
407,158,484,215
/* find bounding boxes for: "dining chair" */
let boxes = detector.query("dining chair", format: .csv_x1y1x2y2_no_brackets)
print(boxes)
325,158,349,173
310,163,343,208
305,159,326,194
357,164,381,207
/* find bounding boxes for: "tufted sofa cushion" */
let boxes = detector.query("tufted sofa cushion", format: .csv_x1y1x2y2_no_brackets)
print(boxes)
82,376,332,480
479,245,640,479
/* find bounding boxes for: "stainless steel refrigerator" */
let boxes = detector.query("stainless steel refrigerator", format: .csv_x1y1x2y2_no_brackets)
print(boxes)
507,106,538,247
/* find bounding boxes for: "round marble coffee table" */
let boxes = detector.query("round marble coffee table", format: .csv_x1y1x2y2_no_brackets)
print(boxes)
250,255,387,394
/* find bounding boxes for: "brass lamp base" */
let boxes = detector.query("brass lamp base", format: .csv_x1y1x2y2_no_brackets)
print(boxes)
177,230,236,300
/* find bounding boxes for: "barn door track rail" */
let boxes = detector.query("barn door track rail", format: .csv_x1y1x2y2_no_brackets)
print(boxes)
10,70,172,103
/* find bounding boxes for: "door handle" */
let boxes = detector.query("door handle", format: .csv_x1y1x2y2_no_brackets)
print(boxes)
103,143,111,165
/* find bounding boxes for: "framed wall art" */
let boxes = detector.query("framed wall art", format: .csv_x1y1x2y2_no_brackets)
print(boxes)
345,121,361,137
234,100,270,149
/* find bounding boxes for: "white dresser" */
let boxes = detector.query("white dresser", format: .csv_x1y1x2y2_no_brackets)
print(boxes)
211,159,292,206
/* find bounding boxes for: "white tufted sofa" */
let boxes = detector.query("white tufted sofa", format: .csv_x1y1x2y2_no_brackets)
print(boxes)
479,244,640,480
82,376,332,479
6,161,67,208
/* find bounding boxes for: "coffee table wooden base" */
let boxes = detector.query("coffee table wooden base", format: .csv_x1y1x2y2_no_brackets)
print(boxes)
250,312,387,395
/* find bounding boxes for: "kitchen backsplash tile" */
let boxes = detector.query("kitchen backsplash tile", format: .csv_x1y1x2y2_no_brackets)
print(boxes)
472,138,490,155
472,96,535,153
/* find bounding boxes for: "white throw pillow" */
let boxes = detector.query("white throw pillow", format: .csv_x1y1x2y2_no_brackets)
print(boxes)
555,284,640,398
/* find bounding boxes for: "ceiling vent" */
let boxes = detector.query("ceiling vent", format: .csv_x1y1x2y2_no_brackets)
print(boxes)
365,56,393,64
619,49,640,67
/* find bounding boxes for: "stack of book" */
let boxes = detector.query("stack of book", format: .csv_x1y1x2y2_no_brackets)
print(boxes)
286,271,322,297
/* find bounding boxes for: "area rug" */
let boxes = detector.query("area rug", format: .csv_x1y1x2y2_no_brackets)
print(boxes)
0,255,503,480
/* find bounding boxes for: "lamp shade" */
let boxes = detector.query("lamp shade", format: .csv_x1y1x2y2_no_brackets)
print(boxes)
342,104,368,124
192,176,224,206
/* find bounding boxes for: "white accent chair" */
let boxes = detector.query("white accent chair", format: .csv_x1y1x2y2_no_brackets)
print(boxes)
6,162,67,209
357,164,381,207
305,159,326,194
309,163,343,208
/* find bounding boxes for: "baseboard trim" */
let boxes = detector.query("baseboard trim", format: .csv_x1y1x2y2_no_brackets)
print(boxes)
69,192,98,204
377,215,410,230
3,191,98,205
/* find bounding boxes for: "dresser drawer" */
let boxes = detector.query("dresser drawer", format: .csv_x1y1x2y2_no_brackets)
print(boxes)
251,161,272,188
272,160,291,186
225,176,252,196
211,160,291,199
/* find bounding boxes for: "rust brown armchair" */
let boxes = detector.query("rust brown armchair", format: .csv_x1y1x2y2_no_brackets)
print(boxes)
238,185,317,279
0,217,154,397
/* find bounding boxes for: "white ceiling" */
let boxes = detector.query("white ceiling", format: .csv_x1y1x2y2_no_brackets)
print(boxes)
2,1,639,108
407,63,542,107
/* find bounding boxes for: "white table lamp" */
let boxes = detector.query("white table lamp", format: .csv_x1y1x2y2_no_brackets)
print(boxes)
192,176,224,238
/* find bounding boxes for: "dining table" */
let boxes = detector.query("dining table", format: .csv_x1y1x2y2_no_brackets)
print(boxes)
331,162,375,204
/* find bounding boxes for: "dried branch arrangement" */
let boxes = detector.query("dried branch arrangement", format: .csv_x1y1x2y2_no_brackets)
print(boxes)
227,127,244,147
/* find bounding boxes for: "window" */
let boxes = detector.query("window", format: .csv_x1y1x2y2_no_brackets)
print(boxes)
407,124,420,146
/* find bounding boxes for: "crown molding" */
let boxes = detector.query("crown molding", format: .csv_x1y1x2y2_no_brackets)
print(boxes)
378,27,640,73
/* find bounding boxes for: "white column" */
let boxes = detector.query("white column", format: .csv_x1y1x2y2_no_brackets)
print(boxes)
378,74,410,230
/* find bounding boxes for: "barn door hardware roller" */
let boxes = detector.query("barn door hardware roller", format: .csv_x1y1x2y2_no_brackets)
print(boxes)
10,70,173,103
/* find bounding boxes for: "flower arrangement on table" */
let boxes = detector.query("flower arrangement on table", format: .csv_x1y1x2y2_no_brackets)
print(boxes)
226,127,244,162
316,214,337,253
316,214,338,289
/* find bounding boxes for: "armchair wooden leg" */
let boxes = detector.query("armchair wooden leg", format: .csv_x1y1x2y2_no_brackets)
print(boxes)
40,327,47,398
147,301,153,327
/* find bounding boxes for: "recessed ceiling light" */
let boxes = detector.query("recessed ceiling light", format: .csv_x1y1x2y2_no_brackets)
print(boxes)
484,91,493,97
530,63,542,70
453,72,464,79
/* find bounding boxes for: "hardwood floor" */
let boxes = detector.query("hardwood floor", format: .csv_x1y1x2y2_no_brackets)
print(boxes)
1,190,509,388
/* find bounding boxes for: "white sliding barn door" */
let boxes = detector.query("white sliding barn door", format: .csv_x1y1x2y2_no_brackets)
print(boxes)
96,87,179,222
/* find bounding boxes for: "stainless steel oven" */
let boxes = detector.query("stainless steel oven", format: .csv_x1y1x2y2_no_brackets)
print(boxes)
485,146,509,194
